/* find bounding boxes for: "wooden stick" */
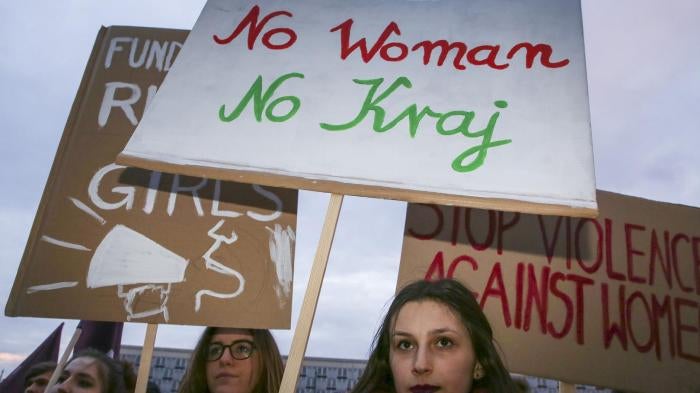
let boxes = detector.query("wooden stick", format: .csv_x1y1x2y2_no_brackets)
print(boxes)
134,323,159,393
45,327,83,392
279,193,344,393
559,381,576,393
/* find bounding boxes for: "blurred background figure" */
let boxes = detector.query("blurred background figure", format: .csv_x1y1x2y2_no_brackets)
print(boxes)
23,362,56,393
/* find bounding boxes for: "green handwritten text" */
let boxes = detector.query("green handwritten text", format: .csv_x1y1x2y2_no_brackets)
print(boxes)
219,72,304,123
320,76,511,172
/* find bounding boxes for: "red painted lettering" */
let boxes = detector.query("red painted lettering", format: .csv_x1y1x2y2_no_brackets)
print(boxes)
605,218,626,281
213,5,296,50
480,263,511,327
602,283,628,350
651,294,675,360
446,254,478,278
466,45,508,70
523,265,550,334
625,223,647,284
566,273,593,345
626,290,655,353
331,19,401,63
425,251,446,280
514,262,525,329
547,271,574,339
408,204,443,240
674,298,700,362
575,218,603,274
465,208,495,251
649,229,672,289
672,233,693,293
538,215,565,264
496,211,519,255
506,43,569,68
411,40,467,69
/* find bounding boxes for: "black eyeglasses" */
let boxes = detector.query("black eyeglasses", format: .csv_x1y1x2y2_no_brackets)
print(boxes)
206,340,256,361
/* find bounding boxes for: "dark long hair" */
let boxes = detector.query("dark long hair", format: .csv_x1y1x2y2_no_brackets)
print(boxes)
351,279,516,393
178,328,283,393
65,349,136,393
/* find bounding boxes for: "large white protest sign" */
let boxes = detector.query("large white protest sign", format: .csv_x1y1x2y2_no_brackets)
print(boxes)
119,0,596,217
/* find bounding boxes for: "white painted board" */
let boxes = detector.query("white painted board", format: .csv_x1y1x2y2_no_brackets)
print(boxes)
120,0,597,216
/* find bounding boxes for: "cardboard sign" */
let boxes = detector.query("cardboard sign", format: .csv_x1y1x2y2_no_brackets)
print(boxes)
399,191,700,393
118,0,597,217
5,26,298,328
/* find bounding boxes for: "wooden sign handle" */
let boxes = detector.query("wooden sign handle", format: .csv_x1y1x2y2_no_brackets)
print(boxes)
279,193,344,393
559,382,576,393
134,323,159,393
45,327,83,392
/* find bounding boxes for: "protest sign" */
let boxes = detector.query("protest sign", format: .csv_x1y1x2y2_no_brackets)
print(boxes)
119,0,597,217
399,190,700,393
6,26,298,328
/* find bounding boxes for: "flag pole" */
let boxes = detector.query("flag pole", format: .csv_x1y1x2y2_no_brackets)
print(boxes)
44,327,82,392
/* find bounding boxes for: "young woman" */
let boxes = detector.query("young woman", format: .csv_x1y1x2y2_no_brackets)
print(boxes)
50,349,135,393
178,328,283,393
352,279,516,393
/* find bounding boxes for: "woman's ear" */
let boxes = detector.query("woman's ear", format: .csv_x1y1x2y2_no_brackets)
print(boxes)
473,362,485,380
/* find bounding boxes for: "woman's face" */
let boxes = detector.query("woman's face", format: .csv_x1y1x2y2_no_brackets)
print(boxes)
51,357,103,393
389,300,477,393
205,328,261,393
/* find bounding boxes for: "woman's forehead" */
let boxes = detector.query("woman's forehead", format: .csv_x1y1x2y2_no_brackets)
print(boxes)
211,327,254,341
66,357,100,374
392,300,465,331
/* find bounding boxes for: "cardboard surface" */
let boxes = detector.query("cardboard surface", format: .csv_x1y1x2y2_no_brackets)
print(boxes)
119,0,597,217
399,190,700,393
6,26,298,328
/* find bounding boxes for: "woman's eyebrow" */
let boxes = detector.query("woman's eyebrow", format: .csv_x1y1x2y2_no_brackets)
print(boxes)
73,371,97,381
429,328,458,334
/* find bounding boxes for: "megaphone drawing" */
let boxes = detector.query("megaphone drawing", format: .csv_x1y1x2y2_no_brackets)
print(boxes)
87,224,188,322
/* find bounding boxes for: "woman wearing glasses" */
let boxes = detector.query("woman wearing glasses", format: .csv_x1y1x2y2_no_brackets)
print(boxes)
178,328,283,393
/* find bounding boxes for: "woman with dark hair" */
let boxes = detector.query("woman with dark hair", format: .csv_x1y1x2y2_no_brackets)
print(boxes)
50,349,136,393
24,361,56,393
352,279,516,393
178,328,283,393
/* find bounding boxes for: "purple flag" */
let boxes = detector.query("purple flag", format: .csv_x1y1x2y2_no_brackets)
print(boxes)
0,323,62,393
74,320,124,359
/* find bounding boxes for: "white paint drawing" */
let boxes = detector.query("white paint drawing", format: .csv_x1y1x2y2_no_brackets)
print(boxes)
266,224,295,308
87,224,188,322
27,282,79,294
69,197,106,225
40,235,91,251
194,219,245,312
88,163,134,211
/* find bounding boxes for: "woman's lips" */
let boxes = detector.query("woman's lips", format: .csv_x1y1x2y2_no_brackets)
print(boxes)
215,372,237,379
409,384,439,393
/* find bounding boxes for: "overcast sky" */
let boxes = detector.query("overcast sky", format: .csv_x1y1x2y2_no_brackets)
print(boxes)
1,0,699,378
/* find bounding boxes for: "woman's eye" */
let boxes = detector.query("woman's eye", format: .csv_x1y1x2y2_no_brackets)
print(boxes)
435,337,453,348
235,344,252,354
396,340,414,350
78,379,94,388
207,345,223,358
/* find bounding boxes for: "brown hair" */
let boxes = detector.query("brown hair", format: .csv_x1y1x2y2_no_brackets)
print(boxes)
351,279,517,393
178,328,283,393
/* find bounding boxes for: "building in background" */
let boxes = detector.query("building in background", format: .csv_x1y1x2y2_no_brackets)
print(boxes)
120,346,610,393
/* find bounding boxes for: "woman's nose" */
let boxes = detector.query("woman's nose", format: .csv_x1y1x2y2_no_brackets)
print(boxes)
412,347,433,375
